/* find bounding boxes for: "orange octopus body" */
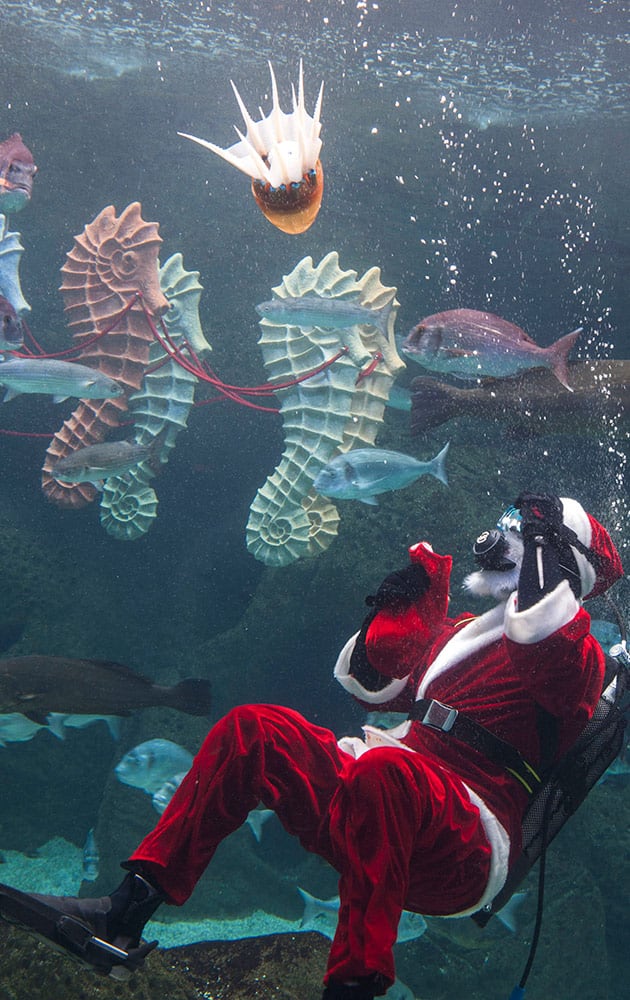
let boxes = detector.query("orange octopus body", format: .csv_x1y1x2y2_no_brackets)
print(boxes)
251,159,323,235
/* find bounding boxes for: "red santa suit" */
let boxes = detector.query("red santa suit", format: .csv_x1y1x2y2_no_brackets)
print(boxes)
127,498,623,994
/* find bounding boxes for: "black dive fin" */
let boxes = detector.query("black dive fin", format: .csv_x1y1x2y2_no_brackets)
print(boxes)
0,882,156,978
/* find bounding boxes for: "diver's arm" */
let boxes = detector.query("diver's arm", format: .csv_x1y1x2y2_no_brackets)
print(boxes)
334,564,430,703
504,492,602,719
515,492,581,610
335,543,451,706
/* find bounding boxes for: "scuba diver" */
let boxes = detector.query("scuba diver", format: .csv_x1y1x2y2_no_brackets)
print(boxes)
0,492,624,1000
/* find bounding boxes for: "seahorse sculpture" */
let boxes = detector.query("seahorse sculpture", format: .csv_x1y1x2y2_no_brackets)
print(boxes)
100,253,208,540
0,214,30,315
246,251,404,566
41,202,169,509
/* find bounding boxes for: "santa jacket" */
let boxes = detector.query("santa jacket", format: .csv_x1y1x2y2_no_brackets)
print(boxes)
334,541,605,914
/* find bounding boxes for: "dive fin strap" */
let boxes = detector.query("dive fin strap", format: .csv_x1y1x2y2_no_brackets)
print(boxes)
0,882,157,975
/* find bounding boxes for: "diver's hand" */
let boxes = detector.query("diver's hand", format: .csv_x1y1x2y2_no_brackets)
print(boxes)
515,492,563,544
365,562,430,613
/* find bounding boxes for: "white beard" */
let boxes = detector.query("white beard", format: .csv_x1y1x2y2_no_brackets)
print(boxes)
463,532,524,601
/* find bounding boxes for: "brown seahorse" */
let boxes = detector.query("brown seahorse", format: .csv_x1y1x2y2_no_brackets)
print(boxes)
41,202,169,508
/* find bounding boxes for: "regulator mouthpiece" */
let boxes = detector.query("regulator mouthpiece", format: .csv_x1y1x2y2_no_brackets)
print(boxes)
473,529,518,572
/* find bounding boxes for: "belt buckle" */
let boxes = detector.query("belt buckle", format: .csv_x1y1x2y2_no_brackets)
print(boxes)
421,699,458,733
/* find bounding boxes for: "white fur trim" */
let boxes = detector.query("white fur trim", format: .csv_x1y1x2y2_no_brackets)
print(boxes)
417,603,508,699
560,497,592,545
334,632,411,704
560,497,596,597
504,580,579,644
446,782,510,917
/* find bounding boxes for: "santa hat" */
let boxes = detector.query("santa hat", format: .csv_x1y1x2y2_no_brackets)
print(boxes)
559,498,624,599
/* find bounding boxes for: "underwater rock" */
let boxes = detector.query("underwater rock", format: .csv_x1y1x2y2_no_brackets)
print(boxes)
41,202,169,509
168,931,330,999
246,251,403,566
0,214,30,315
0,919,194,1000
99,252,205,540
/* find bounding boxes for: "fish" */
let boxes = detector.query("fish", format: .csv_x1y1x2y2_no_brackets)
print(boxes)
256,294,394,338
0,713,52,746
424,891,528,948
386,384,412,412
152,771,189,815
0,134,37,214
313,443,449,506
0,357,124,403
51,438,161,487
115,739,193,795
384,979,415,1000
599,743,630,784
245,808,275,843
0,296,24,350
82,828,99,882
402,308,579,390
409,361,630,438
0,655,212,723
297,888,427,943
0,619,26,655
589,619,622,653
47,713,122,741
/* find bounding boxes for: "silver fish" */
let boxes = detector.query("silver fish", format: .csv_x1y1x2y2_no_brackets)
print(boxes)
256,294,393,338
0,712,51,746
0,357,124,403
402,309,580,390
47,713,121,741
51,438,158,486
151,770,189,815
82,828,99,882
313,443,449,506
245,807,275,843
297,888,427,943
599,744,630,784
115,738,193,795
589,619,622,653
386,384,412,412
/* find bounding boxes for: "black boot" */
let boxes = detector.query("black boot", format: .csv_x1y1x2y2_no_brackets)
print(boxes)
322,973,389,999
0,869,165,979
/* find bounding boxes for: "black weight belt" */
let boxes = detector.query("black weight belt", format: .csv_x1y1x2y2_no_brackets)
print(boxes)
408,698,542,795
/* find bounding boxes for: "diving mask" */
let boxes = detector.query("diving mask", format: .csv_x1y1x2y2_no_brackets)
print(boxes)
472,505,523,572
496,505,522,534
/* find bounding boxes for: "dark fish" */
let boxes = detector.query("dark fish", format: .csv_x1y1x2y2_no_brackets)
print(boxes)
403,308,579,389
0,295,24,350
0,619,26,655
0,134,37,213
410,361,630,437
0,656,212,723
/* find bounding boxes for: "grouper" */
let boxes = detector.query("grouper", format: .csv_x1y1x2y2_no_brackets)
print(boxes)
0,656,212,723
410,360,630,437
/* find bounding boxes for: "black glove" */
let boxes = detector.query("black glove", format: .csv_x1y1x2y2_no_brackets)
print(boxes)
514,491,581,605
348,562,430,691
516,492,564,543
365,562,430,614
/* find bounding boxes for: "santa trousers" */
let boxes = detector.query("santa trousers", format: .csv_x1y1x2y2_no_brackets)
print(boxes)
129,704,491,988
